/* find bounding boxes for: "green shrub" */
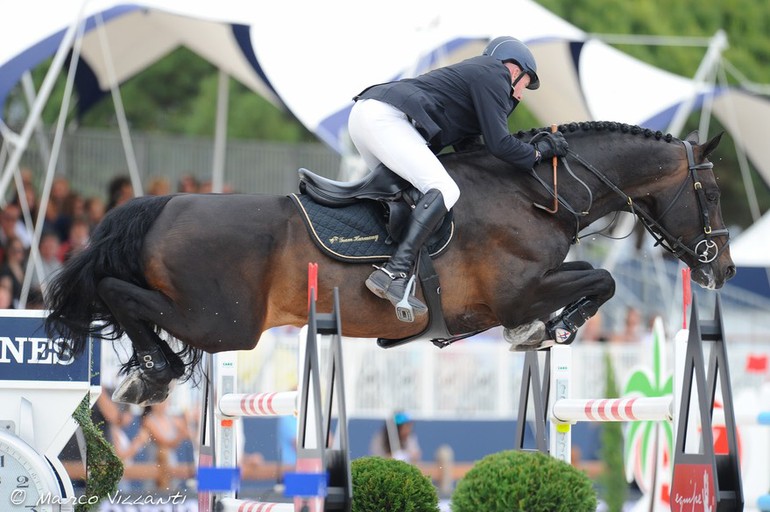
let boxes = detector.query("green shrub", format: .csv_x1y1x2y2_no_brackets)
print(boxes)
351,456,439,512
451,450,597,512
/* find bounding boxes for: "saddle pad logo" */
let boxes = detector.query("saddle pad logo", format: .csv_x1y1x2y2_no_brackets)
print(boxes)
328,234,379,244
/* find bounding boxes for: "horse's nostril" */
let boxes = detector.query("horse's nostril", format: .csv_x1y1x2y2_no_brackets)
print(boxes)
726,265,736,279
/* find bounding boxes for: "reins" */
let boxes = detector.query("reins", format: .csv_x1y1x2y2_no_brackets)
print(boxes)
530,139,729,264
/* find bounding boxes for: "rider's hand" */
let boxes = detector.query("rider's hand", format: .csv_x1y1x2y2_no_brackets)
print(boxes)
533,132,569,161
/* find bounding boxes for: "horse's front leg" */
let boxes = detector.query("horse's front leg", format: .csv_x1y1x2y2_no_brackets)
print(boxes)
501,261,615,350
97,277,186,405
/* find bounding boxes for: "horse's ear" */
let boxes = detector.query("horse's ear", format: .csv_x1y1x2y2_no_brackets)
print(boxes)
700,131,724,159
684,130,700,143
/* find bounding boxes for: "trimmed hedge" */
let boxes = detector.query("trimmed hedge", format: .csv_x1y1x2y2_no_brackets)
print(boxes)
351,456,439,512
451,450,597,512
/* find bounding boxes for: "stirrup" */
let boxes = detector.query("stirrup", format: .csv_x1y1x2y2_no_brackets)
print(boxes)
395,275,418,322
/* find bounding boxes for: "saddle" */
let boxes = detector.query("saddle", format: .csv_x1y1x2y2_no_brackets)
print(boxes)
295,165,453,262
295,166,486,349
299,164,423,244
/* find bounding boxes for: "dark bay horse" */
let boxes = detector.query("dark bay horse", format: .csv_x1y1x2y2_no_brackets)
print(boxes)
45,122,735,405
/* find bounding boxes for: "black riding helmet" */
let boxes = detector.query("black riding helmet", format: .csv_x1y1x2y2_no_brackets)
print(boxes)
482,36,540,90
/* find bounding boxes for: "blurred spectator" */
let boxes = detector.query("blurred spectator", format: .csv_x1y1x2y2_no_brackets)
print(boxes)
142,401,192,490
178,174,199,193
50,176,71,212
53,191,84,243
84,196,106,229
58,218,90,262
0,285,13,309
96,391,149,461
147,177,171,196
277,406,298,467
0,203,32,250
578,311,608,343
107,175,134,211
16,167,38,208
611,306,643,343
31,230,63,295
0,237,31,308
92,389,149,490
369,411,421,464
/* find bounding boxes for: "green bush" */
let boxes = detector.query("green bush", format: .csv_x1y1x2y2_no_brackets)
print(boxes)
351,456,439,512
451,450,597,512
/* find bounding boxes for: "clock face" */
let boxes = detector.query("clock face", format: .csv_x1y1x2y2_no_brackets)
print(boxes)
0,431,62,512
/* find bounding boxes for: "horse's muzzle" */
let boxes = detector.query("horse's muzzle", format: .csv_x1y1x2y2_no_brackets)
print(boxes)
691,260,736,290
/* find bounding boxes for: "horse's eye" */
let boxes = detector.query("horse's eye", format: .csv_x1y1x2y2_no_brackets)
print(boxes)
706,191,719,202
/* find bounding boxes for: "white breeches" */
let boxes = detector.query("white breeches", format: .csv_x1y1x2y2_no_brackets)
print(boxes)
347,99,460,210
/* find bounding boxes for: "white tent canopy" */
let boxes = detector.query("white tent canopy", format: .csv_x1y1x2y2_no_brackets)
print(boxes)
730,211,770,267
248,0,770,190
3,0,770,160
0,0,283,114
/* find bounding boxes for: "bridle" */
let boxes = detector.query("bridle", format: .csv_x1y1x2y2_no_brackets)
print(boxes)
530,139,729,265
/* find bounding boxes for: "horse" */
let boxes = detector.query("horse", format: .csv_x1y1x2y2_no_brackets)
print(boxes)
44,121,735,405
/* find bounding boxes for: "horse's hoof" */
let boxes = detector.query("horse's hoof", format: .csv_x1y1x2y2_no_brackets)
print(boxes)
112,371,174,406
504,321,551,351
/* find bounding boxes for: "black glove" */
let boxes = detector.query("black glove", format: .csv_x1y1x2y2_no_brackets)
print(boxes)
533,132,569,161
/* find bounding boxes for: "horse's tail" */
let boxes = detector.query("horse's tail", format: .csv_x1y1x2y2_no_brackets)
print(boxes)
45,195,174,355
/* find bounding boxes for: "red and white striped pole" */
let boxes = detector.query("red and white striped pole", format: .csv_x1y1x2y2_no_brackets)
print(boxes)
552,396,673,423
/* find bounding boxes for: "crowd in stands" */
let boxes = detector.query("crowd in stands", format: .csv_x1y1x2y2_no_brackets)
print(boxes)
9,169,211,490
0,169,209,309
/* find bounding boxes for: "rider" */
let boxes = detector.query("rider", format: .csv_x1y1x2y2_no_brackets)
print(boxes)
348,36,569,322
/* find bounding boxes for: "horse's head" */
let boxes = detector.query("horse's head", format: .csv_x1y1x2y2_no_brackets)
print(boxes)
633,130,735,289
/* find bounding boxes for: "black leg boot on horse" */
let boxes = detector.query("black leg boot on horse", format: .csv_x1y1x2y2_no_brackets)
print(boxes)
97,277,186,405
545,297,599,345
366,189,447,322
505,297,599,351
112,345,185,405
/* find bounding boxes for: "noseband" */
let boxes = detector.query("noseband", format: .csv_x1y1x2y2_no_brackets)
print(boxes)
534,139,729,265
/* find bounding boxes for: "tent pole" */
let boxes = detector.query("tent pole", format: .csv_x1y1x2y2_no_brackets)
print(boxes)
715,66,761,222
95,13,142,196
211,70,229,194
666,30,728,137
0,5,86,203
21,72,53,168
19,9,87,309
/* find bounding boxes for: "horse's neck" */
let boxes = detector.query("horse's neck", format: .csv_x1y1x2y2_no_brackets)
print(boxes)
559,139,679,224
444,138,678,224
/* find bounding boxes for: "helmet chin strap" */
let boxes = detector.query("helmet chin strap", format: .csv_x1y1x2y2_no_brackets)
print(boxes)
510,68,526,89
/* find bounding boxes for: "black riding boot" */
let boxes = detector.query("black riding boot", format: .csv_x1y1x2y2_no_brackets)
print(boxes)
366,189,447,322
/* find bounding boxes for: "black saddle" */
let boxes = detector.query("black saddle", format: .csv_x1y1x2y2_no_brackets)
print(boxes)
298,164,415,207
299,165,427,241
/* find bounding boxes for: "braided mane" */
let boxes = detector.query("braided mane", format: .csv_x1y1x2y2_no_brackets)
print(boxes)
516,121,676,143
